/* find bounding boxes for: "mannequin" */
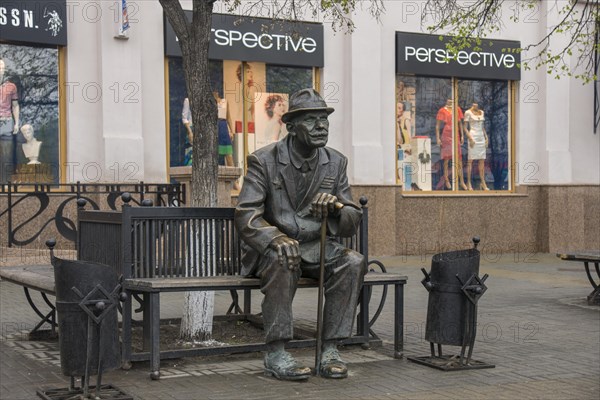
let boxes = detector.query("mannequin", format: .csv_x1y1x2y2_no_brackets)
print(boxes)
464,103,489,190
20,124,42,164
215,92,240,191
435,99,467,190
0,58,21,182
214,92,235,167
181,97,193,166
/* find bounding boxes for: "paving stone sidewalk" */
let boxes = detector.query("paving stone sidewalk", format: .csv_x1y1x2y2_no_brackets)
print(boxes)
1,253,599,399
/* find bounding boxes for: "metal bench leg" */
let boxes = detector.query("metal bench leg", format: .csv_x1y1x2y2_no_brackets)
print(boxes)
243,289,252,315
23,288,57,338
143,294,151,351
149,293,161,380
584,262,600,305
121,291,132,370
358,285,371,348
394,283,404,359
226,290,243,315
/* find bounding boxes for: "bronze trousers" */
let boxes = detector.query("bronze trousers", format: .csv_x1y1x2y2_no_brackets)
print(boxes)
254,245,365,344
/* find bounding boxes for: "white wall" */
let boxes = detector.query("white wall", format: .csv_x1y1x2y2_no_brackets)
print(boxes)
65,0,167,183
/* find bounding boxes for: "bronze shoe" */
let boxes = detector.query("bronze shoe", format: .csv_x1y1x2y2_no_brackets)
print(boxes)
264,350,311,381
319,347,348,379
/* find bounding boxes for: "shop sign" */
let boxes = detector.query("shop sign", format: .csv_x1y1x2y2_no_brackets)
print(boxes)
0,0,67,46
165,13,324,67
396,32,520,81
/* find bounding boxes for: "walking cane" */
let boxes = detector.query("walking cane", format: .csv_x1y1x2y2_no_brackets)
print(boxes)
315,202,343,376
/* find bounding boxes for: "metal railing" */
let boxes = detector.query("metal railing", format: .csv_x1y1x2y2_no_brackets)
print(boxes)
0,182,185,248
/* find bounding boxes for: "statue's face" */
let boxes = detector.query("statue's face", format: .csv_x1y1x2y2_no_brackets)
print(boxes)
22,126,33,141
290,111,329,150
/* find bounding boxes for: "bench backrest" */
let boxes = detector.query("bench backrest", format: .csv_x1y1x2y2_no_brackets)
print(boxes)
78,198,369,280
78,210,124,276
123,207,240,279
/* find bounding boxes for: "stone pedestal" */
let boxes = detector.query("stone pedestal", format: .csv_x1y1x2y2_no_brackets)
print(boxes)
169,166,242,207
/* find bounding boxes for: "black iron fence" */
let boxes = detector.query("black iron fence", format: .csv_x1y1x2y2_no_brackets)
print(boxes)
0,182,185,248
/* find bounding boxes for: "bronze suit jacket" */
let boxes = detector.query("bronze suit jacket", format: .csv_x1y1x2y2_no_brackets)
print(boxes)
234,135,363,277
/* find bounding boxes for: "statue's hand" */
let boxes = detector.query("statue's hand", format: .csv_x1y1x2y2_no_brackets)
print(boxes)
310,193,342,220
269,236,300,271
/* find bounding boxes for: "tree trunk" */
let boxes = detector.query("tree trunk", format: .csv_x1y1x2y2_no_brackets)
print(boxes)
160,0,218,342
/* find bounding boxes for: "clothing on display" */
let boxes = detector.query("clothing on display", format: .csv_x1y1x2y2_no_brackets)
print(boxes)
436,105,463,160
398,114,411,145
0,81,18,122
464,109,486,160
218,119,233,155
217,98,233,156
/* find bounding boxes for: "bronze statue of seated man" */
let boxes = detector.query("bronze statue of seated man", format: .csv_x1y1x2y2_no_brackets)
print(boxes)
235,88,366,380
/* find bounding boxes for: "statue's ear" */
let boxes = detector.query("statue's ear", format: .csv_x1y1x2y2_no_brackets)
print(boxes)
286,122,295,135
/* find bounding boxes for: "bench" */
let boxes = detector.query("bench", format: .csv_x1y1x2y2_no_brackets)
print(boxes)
78,196,407,379
557,251,600,305
0,264,57,338
2,196,406,380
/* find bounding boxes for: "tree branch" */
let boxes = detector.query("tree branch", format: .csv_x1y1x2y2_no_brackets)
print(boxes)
159,0,191,42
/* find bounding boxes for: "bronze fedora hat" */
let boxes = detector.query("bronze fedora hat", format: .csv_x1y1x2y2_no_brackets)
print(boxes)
281,89,334,123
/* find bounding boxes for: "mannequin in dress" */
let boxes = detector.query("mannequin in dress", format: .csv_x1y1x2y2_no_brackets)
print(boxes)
464,102,489,190
214,92,240,191
20,124,42,164
435,99,467,190
214,91,235,167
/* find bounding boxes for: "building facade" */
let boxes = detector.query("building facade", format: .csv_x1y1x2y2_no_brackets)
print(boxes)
1,0,598,255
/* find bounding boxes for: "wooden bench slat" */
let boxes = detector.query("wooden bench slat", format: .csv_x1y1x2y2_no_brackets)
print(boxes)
0,265,55,294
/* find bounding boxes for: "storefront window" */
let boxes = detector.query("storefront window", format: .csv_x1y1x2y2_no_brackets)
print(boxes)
458,79,510,191
168,58,223,167
0,43,60,184
396,75,511,192
168,59,313,170
165,13,322,175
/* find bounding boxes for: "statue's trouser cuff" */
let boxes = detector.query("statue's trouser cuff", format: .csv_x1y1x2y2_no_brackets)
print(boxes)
255,247,365,344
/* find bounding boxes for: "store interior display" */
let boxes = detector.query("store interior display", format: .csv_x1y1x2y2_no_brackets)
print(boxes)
395,75,510,192
168,59,312,175
1,45,60,184
410,136,432,191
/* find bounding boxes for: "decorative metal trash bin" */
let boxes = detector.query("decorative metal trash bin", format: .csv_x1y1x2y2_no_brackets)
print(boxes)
408,237,494,371
37,240,132,400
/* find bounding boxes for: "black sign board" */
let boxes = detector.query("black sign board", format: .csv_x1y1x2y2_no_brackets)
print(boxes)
0,0,67,46
396,32,520,81
165,13,324,67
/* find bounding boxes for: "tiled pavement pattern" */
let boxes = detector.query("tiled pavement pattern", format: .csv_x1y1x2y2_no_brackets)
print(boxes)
1,253,599,399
